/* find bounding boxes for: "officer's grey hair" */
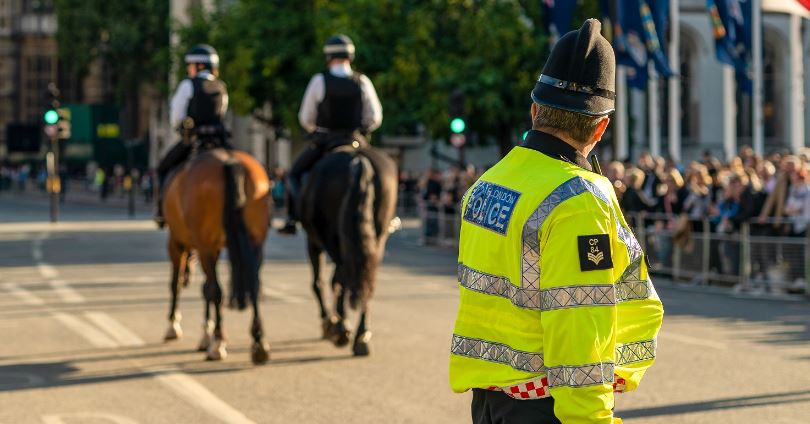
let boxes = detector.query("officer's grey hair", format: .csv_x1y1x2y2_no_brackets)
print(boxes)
533,105,604,144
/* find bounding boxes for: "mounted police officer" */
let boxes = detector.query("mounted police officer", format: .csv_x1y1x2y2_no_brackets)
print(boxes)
279,34,383,235
449,20,663,423
154,44,231,227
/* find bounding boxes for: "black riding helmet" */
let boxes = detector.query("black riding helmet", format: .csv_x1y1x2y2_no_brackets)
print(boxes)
323,34,355,61
185,44,220,71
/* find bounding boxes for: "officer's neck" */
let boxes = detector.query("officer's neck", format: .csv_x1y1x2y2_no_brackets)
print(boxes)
329,61,353,77
537,127,597,157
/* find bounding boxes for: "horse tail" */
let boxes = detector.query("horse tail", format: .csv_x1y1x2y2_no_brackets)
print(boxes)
222,159,258,310
340,155,378,309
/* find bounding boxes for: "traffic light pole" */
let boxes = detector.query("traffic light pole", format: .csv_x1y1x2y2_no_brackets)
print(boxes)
47,135,59,223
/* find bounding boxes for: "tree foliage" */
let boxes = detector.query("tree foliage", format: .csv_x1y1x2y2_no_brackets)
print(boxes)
55,0,170,99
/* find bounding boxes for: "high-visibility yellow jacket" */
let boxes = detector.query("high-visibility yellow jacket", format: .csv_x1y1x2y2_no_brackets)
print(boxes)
450,131,663,424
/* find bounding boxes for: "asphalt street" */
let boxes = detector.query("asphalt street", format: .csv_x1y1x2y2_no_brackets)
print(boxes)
0,194,809,424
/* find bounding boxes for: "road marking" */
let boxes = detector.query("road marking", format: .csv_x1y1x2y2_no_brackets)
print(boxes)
152,368,256,424
41,413,139,424
52,312,118,348
83,312,144,347
3,283,45,305
49,280,84,303
263,287,307,304
659,331,727,350
38,264,59,279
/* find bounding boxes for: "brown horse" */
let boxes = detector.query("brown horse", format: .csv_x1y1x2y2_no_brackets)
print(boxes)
299,146,398,356
162,148,271,364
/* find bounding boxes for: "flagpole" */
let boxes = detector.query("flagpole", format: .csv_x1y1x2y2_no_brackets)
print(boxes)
789,12,804,154
668,0,681,162
648,63,661,158
723,65,737,161
752,0,764,156
616,66,629,160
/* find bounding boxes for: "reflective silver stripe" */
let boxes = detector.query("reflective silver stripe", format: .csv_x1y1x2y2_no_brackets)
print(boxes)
540,285,615,310
451,335,655,373
450,334,545,373
459,264,617,310
616,339,656,364
458,264,541,309
615,258,654,302
522,177,607,291
547,362,615,388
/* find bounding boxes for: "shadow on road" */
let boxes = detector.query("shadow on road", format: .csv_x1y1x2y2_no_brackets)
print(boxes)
0,347,356,392
619,389,810,418
657,284,810,348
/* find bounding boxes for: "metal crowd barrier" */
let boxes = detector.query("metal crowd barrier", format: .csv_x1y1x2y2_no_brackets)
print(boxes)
410,199,809,295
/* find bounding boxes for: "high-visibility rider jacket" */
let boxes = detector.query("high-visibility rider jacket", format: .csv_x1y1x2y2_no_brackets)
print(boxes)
450,130,664,424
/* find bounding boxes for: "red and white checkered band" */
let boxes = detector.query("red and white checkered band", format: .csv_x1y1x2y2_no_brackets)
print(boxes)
613,377,627,393
487,376,550,400
488,375,627,400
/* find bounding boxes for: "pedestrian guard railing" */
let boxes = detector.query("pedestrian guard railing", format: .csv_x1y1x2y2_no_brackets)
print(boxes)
401,197,810,296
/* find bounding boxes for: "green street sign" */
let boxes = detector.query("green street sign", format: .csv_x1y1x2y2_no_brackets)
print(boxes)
44,109,59,125
450,117,466,134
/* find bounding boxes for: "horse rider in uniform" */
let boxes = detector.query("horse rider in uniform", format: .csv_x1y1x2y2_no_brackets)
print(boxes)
278,34,383,235
449,20,663,424
154,44,231,227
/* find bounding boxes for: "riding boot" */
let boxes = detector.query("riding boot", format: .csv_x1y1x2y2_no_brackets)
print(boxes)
279,143,324,235
154,170,167,228
278,178,300,235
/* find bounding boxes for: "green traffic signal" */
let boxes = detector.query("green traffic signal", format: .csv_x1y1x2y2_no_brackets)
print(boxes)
522,130,529,141
44,109,59,125
450,117,466,134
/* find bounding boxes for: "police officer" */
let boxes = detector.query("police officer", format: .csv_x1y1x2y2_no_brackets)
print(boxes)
449,20,663,424
154,44,230,227
278,34,383,235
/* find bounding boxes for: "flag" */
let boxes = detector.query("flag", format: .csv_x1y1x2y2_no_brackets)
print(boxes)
706,0,752,92
542,0,578,46
615,0,656,89
646,0,674,76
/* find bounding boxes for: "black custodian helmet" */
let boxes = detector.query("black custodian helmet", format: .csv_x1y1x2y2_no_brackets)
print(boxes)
323,34,355,61
185,44,220,69
531,19,616,117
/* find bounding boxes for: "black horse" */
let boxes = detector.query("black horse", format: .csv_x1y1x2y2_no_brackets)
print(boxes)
299,145,398,356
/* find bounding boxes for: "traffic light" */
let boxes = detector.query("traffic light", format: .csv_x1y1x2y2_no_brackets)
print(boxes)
451,117,466,134
449,89,466,134
44,109,59,125
56,107,71,139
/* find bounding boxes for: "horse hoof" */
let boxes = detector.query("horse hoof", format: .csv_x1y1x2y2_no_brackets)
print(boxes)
198,321,213,351
334,330,351,348
352,331,372,357
251,341,270,365
164,321,183,342
206,339,227,361
321,318,337,340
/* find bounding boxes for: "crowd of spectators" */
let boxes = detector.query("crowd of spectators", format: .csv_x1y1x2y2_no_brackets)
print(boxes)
401,146,810,291
606,147,810,289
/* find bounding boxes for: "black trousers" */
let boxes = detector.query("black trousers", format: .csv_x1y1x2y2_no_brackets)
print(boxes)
471,389,561,424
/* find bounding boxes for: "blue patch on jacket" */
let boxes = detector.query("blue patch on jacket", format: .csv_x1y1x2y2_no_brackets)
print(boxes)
463,181,521,235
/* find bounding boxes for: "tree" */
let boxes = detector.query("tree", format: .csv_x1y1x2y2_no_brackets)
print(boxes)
55,0,170,138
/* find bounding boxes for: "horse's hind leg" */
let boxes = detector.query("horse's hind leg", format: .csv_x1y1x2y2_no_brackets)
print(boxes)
164,238,187,341
307,241,333,338
200,252,227,360
352,307,372,357
251,246,270,365
327,266,351,348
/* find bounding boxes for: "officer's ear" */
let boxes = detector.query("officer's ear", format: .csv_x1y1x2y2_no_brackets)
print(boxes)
589,116,610,144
